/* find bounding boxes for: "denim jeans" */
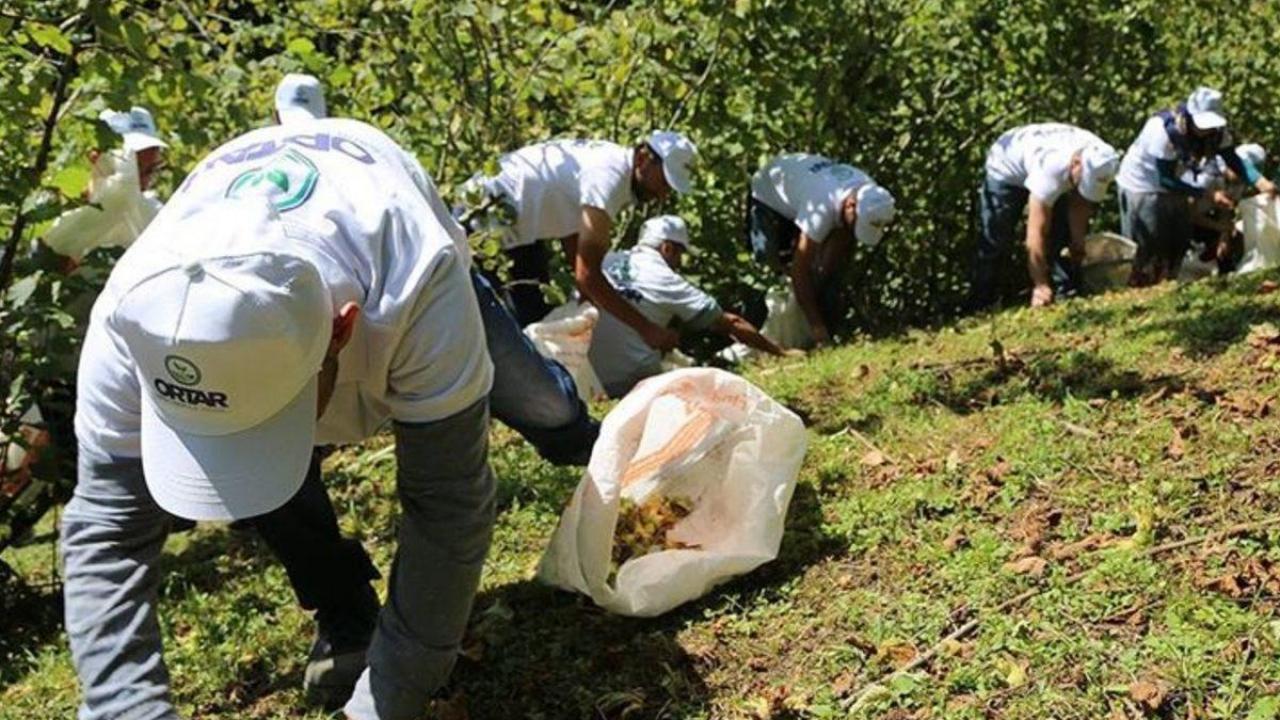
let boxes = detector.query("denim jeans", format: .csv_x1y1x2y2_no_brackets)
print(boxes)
970,177,1080,309
470,269,598,467
745,195,842,330
60,400,496,720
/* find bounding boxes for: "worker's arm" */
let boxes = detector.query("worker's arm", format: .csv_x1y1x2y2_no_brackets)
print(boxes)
712,312,789,356
1025,196,1054,306
1220,147,1277,196
789,232,830,345
575,206,679,351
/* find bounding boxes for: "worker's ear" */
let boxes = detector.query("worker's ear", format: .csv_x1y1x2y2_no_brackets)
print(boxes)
328,302,360,358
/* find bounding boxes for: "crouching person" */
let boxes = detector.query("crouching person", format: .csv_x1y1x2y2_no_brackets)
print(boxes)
62,118,496,720
971,123,1120,309
747,154,896,347
589,216,787,397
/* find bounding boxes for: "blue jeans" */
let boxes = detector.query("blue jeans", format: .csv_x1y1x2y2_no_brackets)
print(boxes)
970,178,1080,309
61,400,496,720
471,269,598,466
744,195,843,330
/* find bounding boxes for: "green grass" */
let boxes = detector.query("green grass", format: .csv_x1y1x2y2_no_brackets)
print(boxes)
8,274,1280,718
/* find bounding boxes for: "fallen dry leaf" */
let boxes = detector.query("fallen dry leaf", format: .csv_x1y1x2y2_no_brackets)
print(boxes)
1003,555,1048,576
1261,280,1280,295
1166,427,1186,460
943,528,969,553
861,449,887,467
1128,678,1170,711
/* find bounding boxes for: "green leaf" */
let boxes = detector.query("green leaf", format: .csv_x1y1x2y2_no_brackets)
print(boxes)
28,23,72,54
50,164,90,198
286,37,316,56
1249,697,1280,720
6,273,40,308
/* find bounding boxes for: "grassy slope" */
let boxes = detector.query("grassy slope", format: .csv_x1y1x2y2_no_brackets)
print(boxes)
8,273,1280,719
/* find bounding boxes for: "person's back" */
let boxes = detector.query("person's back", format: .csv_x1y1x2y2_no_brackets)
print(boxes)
750,153,872,244
79,117,488,457
494,138,634,247
986,123,1106,203
588,246,719,397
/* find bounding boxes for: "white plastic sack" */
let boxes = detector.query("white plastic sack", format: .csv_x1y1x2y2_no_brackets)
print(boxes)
537,368,808,617
1079,232,1137,292
1239,195,1280,274
43,150,162,260
524,302,605,403
721,285,812,362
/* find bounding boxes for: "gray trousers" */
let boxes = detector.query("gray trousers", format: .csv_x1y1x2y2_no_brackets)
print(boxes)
1117,186,1191,282
61,398,496,720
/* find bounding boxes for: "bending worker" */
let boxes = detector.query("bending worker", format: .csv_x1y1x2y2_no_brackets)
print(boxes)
1116,87,1277,285
972,122,1120,309
461,131,698,344
747,153,896,347
63,118,497,720
588,215,790,397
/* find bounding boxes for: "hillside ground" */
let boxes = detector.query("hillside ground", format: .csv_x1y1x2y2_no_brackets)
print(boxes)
7,273,1280,719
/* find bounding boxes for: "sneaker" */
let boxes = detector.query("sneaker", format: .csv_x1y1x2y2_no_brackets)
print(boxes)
303,586,380,710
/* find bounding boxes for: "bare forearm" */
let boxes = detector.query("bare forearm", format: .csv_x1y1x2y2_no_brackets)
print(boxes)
577,268,660,336
729,317,785,356
1025,216,1051,288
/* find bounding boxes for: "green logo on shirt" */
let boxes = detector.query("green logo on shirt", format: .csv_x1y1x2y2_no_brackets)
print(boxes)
226,148,319,212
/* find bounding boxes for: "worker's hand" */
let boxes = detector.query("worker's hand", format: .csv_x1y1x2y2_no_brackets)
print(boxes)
1211,189,1236,210
1258,178,1279,197
642,324,680,352
1030,284,1054,308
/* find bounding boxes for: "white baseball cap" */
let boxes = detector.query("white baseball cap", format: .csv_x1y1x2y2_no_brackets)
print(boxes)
638,215,691,250
1237,143,1267,168
113,199,333,521
99,107,168,153
1078,143,1121,202
645,130,697,194
275,73,327,124
1186,87,1227,131
853,184,895,247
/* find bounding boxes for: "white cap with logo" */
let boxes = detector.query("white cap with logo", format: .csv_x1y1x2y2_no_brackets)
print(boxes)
99,107,168,153
1078,143,1121,202
275,73,328,124
853,184,896,248
645,130,698,195
1186,87,1228,131
638,215,691,250
113,199,332,521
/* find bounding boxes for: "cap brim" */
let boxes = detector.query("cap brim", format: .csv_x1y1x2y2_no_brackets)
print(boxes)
277,106,321,124
140,377,317,521
1079,178,1110,203
662,163,692,195
123,132,167,152
1191,111,1227,130
854,217,885,247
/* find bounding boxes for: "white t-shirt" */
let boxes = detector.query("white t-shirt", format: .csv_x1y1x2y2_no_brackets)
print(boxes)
76,118,493,458
1117,114,1235,194
491,139,635,249
985,123,1102,203
588,247,720,396
750,154,871,243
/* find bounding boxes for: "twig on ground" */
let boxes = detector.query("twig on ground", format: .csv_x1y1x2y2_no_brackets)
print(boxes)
841,426,897,466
